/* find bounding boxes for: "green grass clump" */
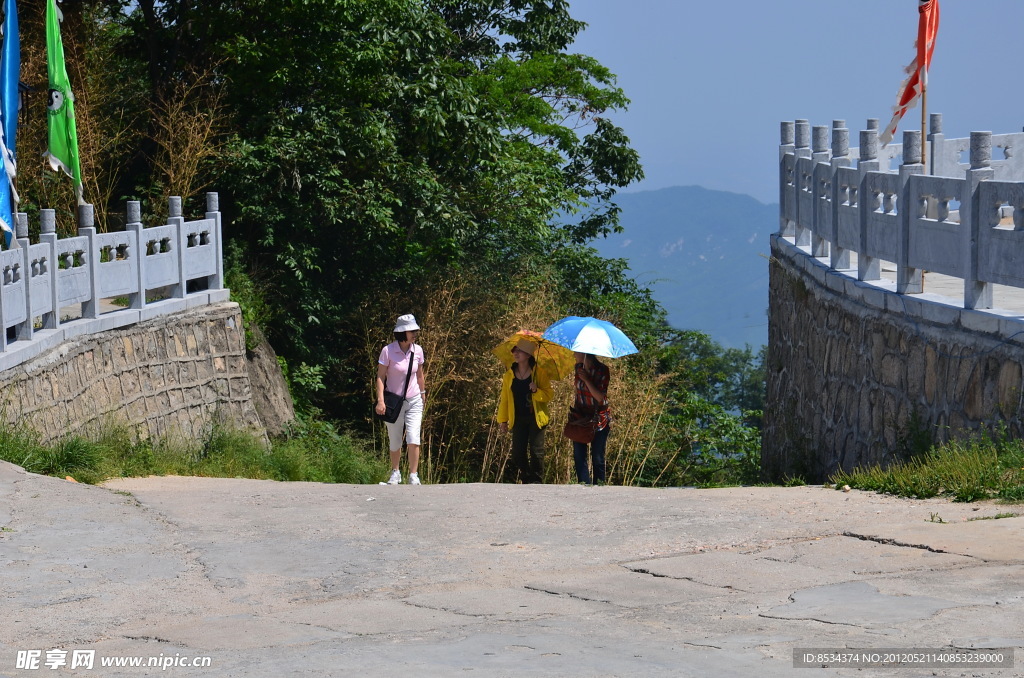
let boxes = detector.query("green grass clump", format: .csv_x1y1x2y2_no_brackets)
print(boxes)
0,417,387,485
831,428,1024,503
0,428,106,483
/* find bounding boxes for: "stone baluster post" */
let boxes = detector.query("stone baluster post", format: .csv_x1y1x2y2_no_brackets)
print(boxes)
78,203,99,319
15,213,32,342
812,125,830,164
794,120,811,246
780,121,796,236
206,192,224,290
15,212,27,244
810,125,830,257
38,210,59,329
922,113,944,219
126,201,145,310
779,121,794,159
778,121,794,236
795,120,811,156
170,196,187,299
830,122,852,270
858,128,882,281
897,130,924,294
927,113,943,178
963,132,994,309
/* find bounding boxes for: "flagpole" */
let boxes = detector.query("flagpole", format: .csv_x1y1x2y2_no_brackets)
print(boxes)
921,63,927,170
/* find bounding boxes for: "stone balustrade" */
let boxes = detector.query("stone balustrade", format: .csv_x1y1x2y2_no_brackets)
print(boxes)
0,193,228,372
780,115,1024,306
765,116,1024,482
0,192,275,446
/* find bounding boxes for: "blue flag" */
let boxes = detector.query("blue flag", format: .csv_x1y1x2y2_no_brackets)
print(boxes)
0,0,19,248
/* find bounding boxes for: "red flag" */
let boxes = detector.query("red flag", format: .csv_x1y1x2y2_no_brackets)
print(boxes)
880,0,940,146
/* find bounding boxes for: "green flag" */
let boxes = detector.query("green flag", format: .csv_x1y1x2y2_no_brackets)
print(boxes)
44,0,82,203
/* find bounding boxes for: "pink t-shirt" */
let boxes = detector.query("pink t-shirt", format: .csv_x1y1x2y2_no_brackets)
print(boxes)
378,342,424,398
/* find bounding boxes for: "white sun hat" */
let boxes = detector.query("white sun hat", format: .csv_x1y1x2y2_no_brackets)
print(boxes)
394,314,420,333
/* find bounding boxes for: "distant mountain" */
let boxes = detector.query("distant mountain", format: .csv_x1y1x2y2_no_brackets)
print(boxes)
592,186,776,349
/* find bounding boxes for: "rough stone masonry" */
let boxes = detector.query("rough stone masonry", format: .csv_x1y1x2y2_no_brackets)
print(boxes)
0,302,268,445
763,237,1024,483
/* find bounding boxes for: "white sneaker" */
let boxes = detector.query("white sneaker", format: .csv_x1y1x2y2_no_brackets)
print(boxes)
409,473,421,485
385,469,402,485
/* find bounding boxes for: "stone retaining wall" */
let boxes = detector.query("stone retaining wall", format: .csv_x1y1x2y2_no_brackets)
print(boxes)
0,302,266,446
763,236,1024,482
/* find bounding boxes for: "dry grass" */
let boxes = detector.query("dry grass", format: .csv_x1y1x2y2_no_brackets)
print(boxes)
148,68,228,221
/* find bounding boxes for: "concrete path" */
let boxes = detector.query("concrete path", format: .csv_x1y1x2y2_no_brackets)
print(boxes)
1,461,1022,677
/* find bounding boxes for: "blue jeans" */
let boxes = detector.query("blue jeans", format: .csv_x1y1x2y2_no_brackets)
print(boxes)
573,425,610,484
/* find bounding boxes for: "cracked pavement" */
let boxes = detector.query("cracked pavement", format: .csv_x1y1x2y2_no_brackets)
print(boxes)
1,461,1023,676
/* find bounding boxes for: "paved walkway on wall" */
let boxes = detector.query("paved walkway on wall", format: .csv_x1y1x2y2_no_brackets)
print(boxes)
833,252,1024,315
1,462,1023,677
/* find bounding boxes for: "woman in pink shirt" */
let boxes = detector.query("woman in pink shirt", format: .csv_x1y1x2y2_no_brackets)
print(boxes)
375,314,426,485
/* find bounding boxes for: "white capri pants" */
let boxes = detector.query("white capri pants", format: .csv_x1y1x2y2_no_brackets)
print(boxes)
385,394,423,450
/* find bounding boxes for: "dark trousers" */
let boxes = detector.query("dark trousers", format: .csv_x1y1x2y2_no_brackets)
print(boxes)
573,425,610,484
511,420,545,484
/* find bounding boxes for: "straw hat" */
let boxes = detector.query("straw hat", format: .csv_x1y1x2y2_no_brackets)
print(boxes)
514,338,536,356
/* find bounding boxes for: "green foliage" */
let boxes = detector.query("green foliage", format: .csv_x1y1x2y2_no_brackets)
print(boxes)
93,0,643,416
893,409,936,462
277,358,328,418
274,417,385,484
224,241,277,351
831,426,1024,503
626,330,765,488
1,431,104,484
653,391,763,487
660,330,766,427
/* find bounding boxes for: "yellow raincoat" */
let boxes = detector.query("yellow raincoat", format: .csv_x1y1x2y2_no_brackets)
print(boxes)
497,366,553,429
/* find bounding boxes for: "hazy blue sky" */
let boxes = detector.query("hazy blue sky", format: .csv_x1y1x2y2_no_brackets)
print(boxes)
568,1,1024,205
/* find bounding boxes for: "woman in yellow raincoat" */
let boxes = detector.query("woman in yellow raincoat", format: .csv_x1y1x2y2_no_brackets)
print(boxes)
497,338,553,483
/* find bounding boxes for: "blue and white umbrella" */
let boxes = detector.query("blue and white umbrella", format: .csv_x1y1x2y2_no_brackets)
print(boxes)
542,316,638,358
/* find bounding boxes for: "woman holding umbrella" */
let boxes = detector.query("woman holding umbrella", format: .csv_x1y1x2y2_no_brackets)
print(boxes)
543,316,638,485
571,352,611,485
496,338,554,484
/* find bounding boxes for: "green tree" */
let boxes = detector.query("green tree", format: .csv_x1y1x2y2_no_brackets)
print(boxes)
645,330,765,487
207,0,641,413
661,330,765,425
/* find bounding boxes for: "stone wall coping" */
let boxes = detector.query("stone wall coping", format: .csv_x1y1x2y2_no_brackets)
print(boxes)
772,233,1024,345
